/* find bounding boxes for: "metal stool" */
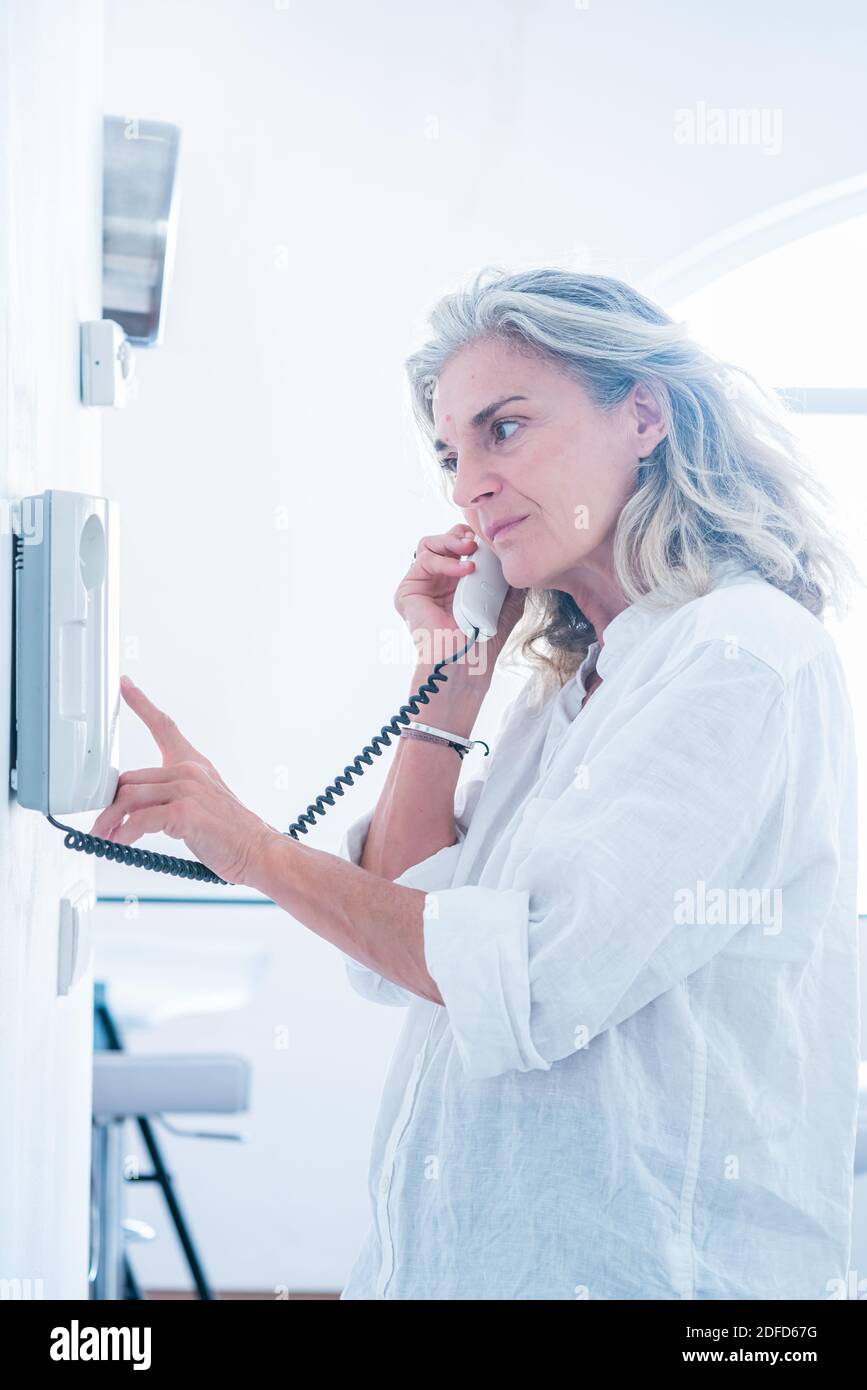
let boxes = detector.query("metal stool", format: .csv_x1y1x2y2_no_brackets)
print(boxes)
91,983,251,1300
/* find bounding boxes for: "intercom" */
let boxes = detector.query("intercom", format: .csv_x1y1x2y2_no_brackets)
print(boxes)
12,491,121,815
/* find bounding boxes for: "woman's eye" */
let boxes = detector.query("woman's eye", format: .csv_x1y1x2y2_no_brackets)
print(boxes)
439,419,519,473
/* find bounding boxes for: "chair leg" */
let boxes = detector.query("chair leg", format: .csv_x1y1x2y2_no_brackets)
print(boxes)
91,1118,124,1300
94,989,216,1301
132,1115,215,1300
123,1253,143,1300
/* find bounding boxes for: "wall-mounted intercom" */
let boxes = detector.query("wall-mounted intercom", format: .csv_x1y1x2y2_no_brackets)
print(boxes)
11,491,505,886
102,115,182,347
12,490,121,814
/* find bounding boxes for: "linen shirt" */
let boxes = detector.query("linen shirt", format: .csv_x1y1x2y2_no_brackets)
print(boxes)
336,560,861,1300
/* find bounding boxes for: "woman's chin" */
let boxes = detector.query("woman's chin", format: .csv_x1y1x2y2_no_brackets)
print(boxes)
499,551,545,590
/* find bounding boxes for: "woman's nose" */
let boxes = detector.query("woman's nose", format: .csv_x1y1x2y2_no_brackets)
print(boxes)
451,452,502,510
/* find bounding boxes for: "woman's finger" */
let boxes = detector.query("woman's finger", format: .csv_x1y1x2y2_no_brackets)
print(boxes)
415,526,476,560
120,676,201,764
442,524,478,553
97,766,207,833
90,778,186,839
109,803,179,846
116,762,209,787
412,549,476,578
116,766,182,785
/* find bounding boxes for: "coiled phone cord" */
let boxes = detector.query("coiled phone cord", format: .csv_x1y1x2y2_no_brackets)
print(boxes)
46,627,485,886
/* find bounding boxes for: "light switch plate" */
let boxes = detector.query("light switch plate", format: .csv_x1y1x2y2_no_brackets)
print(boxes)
58,881,95,997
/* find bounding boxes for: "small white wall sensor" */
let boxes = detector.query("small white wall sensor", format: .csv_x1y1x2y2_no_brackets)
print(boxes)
80,320,135,407
57,881,95,997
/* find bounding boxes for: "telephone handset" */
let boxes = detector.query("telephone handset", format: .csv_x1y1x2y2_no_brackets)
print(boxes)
452,532,509,641
11,499,506,886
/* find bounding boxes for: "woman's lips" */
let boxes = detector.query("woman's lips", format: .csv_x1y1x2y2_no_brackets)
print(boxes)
491,515,528,542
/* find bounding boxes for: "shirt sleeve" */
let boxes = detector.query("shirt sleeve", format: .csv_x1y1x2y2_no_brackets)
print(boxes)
335,771,489,1006
422,640,796,1079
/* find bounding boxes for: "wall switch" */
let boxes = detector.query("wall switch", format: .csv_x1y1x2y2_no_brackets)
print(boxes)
58,881,95,997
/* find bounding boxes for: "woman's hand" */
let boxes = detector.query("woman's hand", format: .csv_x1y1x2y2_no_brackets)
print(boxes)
395,522,527,673
89,676,276,885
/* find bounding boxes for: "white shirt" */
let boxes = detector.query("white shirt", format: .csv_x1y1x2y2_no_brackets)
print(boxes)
336,560,861,1300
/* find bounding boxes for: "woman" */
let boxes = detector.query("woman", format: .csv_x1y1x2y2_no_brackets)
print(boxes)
92,267,862,1301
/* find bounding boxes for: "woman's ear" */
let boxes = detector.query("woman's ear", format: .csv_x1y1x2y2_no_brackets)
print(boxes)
632,382,668,458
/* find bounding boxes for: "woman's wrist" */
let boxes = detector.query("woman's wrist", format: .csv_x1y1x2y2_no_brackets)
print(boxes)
406,694,485,742
408,663,491,740
243,824,291,896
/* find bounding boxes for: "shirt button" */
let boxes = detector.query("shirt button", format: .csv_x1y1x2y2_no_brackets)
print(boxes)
379,1174,390,1196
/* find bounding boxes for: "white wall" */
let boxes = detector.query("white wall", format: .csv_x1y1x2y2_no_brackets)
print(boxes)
0,0,104,1298
94,0,867,1293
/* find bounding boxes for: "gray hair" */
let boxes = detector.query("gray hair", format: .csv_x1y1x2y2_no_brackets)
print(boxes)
404,264,861,690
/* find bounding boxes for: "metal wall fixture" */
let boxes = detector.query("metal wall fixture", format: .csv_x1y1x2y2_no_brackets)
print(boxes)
102,115,182,347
